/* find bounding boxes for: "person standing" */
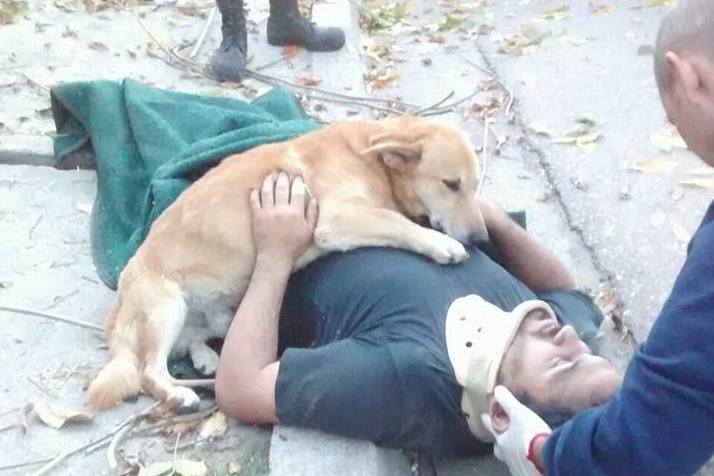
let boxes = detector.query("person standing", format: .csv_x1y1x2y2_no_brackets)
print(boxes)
213,0,345,79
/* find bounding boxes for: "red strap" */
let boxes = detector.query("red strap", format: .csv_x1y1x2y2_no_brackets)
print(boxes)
527,433,550,475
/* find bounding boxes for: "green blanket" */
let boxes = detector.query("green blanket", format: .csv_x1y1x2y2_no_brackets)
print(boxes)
51,79,318,289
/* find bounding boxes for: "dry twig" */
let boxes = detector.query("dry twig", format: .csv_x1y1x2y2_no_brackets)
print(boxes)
0,305,102,332
477,118,491,197
30,402,160,476
460,55,515,116
190,6,217,59
107,419,138,470
0,456,56,472
413,90,455,115
171,378,215,388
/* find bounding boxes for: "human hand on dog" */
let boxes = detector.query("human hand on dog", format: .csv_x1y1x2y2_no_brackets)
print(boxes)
250,171,318,267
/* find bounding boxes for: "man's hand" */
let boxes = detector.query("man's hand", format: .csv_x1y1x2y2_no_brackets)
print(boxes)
481,386,552,476
250,171,318,267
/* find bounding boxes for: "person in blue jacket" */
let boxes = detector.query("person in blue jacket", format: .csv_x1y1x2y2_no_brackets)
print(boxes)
483,1,714,474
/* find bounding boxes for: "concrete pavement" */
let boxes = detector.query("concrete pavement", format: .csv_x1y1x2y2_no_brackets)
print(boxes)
2,0,711,474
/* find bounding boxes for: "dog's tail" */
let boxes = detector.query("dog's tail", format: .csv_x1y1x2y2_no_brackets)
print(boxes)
86,302,142,411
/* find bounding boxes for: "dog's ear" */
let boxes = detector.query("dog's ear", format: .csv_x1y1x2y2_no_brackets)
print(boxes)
360,132,422,171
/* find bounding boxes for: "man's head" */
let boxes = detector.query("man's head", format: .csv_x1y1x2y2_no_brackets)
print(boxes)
445,295,620,442
490,307,620,430
654,0,714,165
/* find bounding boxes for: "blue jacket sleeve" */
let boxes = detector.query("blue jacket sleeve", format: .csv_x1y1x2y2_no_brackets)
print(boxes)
543,204,714,476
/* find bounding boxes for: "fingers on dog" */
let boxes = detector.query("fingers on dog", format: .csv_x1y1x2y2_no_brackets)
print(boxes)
306,195,319,229
275,171,291,205
249,189,261,211
261,172,277,207
290,175,307,209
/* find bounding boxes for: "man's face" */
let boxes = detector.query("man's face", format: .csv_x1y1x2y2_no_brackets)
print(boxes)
660,52,714,166
498,309,620,418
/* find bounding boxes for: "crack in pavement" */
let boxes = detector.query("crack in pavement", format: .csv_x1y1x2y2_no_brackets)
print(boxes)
472,42,634,342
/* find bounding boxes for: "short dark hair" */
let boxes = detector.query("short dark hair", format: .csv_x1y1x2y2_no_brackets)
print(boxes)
513,390,576,428
654,0,714,91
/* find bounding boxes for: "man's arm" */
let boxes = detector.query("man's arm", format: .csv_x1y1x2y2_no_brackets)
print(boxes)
479,200,576,292
215,172,318,423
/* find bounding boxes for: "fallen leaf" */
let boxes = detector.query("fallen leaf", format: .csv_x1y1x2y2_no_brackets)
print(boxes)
680,178,714,189
199,410,228,439
0,0,26,24
589,2,615,14
499,19,551,55
282,45,300,60
685,166,714,176
227,462,241,474
88,41,109,52
575,132,602,151
650,127,687,151
54,0,81,12
646,0,672,6
530,117,602,149
22,401,93,430
521,18,551,43
630,158,677,174
139,459,208,476
367,70,399,90
541,5,570,21
294,75,322,87
437,12,465,32
362,1,409,34
176,0,208,17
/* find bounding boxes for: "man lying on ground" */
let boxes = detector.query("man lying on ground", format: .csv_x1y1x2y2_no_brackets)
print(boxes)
214,171,621,455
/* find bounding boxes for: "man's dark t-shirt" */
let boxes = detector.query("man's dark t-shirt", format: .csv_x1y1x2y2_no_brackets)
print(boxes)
275,246,603,456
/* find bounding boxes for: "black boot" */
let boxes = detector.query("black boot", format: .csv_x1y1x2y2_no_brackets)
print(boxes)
213,0,248,80
266,0,345,52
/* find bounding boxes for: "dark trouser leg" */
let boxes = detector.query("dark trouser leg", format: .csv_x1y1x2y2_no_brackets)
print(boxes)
266,0,346,52
213,0,248,80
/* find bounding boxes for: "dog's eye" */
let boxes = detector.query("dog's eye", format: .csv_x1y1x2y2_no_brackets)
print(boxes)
442,179,461,192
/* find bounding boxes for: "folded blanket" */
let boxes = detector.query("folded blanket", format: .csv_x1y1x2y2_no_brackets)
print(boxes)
51,79,318,289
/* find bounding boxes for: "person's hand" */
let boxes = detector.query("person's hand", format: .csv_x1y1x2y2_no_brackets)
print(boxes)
481,386,552,476
250,171,318,267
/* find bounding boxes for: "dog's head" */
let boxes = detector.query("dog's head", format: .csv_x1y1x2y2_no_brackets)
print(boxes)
362,116,488,245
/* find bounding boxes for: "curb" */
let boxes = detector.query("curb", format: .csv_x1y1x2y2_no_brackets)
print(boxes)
0,134,54,167
269,426,412,476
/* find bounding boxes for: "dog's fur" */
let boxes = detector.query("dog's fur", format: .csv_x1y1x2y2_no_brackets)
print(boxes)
86,115,488,412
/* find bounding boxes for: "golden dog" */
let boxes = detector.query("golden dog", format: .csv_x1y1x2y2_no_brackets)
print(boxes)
87,115,488,412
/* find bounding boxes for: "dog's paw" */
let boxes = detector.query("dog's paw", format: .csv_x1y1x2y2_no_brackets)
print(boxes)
424,230,468,264
189,343,219,376
167,386,201,414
